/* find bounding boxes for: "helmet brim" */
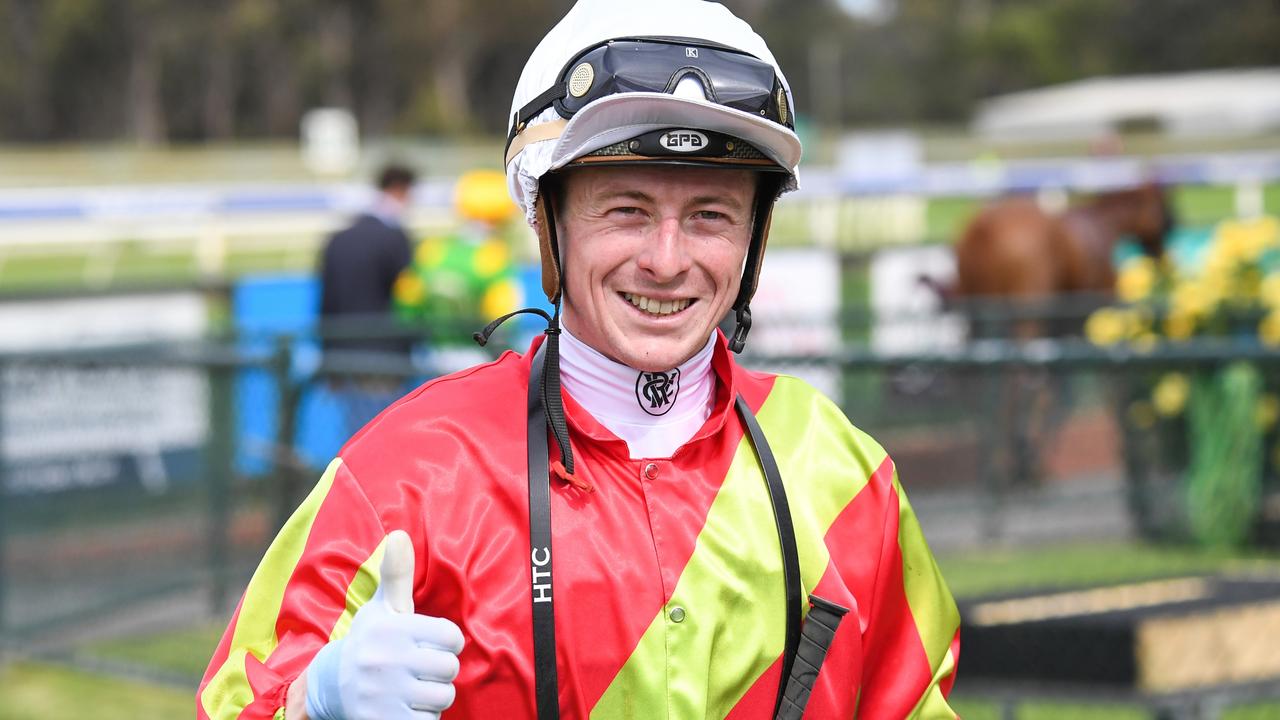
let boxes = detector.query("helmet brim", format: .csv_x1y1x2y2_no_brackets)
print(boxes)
547,92,801,185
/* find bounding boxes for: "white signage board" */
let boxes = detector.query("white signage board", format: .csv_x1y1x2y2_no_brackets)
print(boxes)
301,107,360,177
870,245,966,355
746,247,842,398
837,130,923,189
0,292,209,494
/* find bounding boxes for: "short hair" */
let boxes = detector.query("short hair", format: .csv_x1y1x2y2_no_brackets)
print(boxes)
377,164,417,191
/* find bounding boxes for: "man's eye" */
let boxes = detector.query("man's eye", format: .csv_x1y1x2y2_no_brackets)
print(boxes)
610,206,642,216
694,210,726,221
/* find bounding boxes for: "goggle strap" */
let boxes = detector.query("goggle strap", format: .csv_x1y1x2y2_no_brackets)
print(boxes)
505,119,569,167
510,81,569,144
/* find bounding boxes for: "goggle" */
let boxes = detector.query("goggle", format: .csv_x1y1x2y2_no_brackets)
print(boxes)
507,37,792,149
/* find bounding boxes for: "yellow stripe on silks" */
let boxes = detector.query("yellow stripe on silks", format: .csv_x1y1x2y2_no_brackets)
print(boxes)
908,643,959,720
895,473,961,720
199,458,343,718
329,536,388,641
200,649,253,719
592,377,889,719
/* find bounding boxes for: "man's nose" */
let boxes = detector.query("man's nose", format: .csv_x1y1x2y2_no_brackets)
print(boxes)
637,216,692,281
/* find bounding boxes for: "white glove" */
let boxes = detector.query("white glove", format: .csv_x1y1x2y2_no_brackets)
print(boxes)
305,530,464,720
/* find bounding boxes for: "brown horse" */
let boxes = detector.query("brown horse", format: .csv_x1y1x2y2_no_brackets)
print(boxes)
953,182,1174,337
947,183,1174,488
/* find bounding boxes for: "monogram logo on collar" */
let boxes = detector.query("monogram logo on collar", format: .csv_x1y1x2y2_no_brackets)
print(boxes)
635,368,680,416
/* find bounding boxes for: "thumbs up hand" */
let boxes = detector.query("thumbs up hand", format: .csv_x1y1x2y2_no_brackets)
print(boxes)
305,531,465,720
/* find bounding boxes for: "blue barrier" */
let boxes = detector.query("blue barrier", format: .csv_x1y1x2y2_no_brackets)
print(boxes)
232,263,550,474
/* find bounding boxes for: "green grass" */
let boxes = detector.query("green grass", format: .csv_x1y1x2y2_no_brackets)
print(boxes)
926,195,984,243
1265,183,1280,216
950,698,1151,719
938,541,1280,599
81,623,225,680
1173,184,1239,227
1225,703,1280,719
0,662,193,720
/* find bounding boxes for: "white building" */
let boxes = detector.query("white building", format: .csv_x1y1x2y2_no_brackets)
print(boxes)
974,68,1280,141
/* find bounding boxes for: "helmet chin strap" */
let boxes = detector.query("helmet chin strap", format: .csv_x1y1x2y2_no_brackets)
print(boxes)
475,185,577,478
728,174,782,353
729,305,752,354
542,188,575,476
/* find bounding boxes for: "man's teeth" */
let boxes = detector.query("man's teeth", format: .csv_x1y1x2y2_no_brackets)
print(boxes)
623,293,691,316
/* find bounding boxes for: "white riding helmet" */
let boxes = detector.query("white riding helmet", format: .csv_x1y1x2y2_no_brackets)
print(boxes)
504,0,802,352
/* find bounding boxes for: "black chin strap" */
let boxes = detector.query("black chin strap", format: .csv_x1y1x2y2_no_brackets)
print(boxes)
728,175,782,353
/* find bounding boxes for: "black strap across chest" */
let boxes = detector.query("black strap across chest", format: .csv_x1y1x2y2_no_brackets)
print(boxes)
526,346,560,719
525,344,802,718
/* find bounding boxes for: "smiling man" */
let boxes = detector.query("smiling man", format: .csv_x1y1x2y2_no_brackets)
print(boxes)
557,165,756,371
199,2,960,719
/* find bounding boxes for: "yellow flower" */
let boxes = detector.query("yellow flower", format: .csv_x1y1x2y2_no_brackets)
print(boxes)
415,238,447,268
1131,305,1154,335
1152,373,1190,417
1211,222,1248,265
393,272,426,306
1131,332,1160,353
1164,310,1196,341
1261,309,1280,346
472,239,511,279
1171,281,1217,320
480,278,521,319
1116,257,1157,302
1236,267,1264,304
1239,216,1280,259
1261,274,1280,310
1211,217,1279,267
1086,308,1130,345
1257,394,1280,430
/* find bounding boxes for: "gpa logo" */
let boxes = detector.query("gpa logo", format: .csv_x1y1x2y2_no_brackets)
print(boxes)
635,368,680,416
660,130,707,153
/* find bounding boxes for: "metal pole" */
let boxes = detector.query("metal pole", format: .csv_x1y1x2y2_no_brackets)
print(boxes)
1116,368,1156,539
978,365,1009,542
0,357,8,645
271,336,304,533
206,361,235,616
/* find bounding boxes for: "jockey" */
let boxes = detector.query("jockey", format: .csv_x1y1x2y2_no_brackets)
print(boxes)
199,2,960,718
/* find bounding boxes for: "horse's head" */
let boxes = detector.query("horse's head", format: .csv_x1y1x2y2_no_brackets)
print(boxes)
1103,182,1175,257
1138,182,1175,257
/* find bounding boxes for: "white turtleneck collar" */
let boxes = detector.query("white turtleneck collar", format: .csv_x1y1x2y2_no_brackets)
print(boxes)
558,327,717,460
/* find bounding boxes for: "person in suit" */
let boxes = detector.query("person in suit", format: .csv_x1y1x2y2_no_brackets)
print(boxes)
319,164,416,356
318,163,417,432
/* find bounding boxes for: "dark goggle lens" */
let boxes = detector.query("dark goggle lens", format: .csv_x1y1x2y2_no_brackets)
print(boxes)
555,40,789,127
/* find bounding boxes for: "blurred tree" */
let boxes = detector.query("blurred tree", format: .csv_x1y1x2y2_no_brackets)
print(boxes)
200,1,237,140
0,0,1277,142
0,0,52,139
124,0,175,145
